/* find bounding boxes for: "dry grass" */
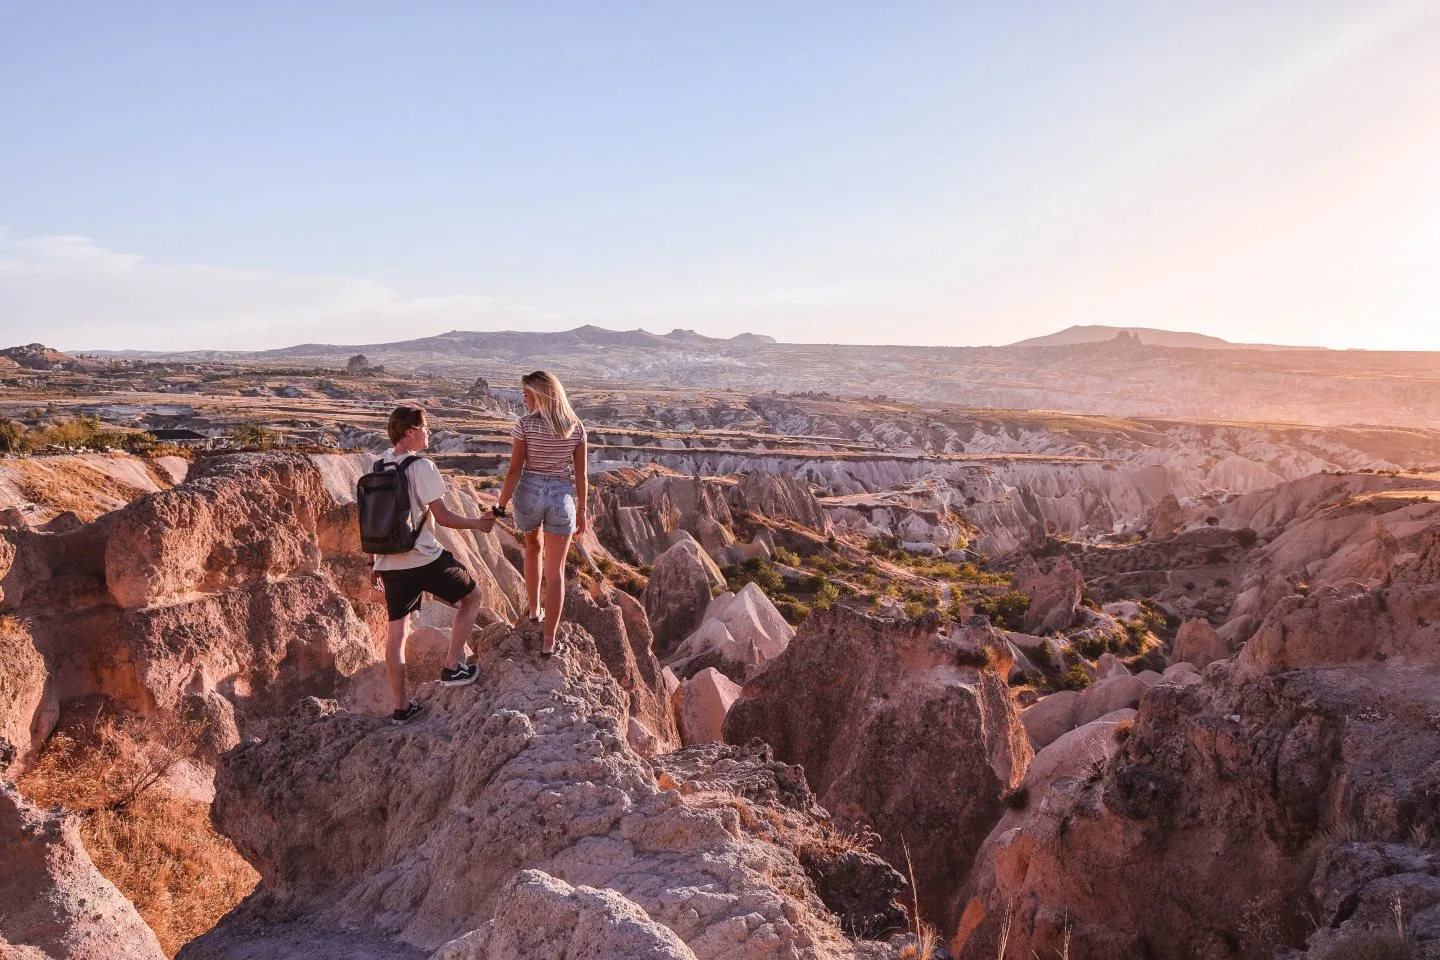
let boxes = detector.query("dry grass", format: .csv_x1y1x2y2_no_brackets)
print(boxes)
18,710,258,956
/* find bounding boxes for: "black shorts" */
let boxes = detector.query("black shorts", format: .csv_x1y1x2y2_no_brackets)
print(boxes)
378,550,476,622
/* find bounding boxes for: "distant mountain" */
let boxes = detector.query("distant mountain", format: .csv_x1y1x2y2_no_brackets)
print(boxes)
1008,325,1328,352
1008,326,1237,349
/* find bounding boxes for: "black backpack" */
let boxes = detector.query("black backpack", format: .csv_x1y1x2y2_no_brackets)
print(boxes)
357,456,431,554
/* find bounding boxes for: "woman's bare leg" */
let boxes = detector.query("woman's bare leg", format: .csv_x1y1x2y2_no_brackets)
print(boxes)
524,528,543,618
541,531,573,651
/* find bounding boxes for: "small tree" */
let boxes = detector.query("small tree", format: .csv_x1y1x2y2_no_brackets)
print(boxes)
346,354,369,374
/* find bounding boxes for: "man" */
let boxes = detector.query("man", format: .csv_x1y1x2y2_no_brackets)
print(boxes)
371,405,495,723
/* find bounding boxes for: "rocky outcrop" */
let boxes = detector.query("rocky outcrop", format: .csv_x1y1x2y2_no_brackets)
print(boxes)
674,668,742,745
431,870,699,960
1241,529,1440,676
590,468,735,566
0,618,56,771
0,782,166,960
723,609,1031,930
180,623,893,960
726,473,829,533
665,583,794,683
1146,492,1183,540
644,537,717,659
1172,617,1228,668
1018,664,1197,749
1014,554,1083,635
564,580,678,754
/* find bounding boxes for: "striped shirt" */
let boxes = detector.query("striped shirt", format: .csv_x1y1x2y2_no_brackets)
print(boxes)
511,413,586,479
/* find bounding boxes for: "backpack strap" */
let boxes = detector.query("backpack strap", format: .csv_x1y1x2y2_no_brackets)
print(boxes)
394,455,432,527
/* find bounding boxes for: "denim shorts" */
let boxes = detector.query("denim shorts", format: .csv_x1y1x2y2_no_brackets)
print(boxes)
513,472,577,536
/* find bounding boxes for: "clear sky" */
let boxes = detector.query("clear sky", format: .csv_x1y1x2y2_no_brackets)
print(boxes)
1,1,1437,351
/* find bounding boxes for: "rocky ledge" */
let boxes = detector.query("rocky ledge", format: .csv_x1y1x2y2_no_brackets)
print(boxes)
179,620,904,960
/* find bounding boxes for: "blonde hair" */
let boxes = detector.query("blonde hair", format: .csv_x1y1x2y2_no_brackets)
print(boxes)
521,370,580,438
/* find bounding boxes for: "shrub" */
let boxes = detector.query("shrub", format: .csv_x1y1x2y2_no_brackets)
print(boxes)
974,590,1030,629
1076,634,1109,659
227,424,278,450
18,711,258,954
0,418,22,453
1313,929,1415,960
1031,642,1055,668
773,546,801,566
1062,665,1092,690
777,601,811,625
726,557,785,595
1205,548,1228,565
901,600,926,620
1215,577,1232,588
812,582,841,611
1113,718,1135,744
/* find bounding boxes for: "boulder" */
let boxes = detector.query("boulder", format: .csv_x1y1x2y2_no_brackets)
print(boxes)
1014,555,1083,635
1021,675,1154,749
0,782,166,960
1019,691,1080,748
1172,618,1227,668
675,667,742,745
180,623,882,960
665,583,794,683
724,609,1031,931
643,539,716,659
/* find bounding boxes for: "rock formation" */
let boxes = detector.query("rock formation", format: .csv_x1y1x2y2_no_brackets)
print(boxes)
726,473,829,533
724,609,1031,930
1014,554,1083,635
590,468,736,566
674,667,742,745
180,623,896,960
0,782,166,960
956,518,1440,958
665,583,794,683
1172,617,1228,668
563,579,678,754
643,537,717,659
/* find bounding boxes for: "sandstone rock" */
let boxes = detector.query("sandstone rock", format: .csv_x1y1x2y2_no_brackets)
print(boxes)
1014,555,1083,635
1147,492,1183,540
1172,618,1227,668
0,618,56,770
726,473,829,533
665,583,794,683
430,870,699,960
643,539,716,659
565,581,678,753
724,608,1031,931
590,469,736,566
0,782,166,960
675,667,742,746
957,658,1440,959
650,740,909,939
181,623,882,960
106,453,328,610
1019,691,1080,749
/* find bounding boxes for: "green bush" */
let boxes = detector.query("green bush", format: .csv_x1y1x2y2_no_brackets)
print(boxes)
812,582,841,611
777,601,810,625
1076,634,1109,660
773,546,800,566
1031,642,1054,668
1062,665,1092,690
901,600,926,620
0,416,157,454
725,557,786,595
974,590,1030,629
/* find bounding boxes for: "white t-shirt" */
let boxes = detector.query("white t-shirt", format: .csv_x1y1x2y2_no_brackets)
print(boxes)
372,450,448,572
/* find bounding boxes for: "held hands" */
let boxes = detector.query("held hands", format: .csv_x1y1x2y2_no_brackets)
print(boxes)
475,515,496,533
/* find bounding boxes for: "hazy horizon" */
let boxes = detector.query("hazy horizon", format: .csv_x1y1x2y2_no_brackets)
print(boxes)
3,2,1438,353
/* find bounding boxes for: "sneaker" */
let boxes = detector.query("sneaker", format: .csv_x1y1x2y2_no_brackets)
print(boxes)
439,662,479,687
391,700,423,725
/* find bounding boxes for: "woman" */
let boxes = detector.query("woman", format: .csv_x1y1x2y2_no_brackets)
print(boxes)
496,370,587,656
